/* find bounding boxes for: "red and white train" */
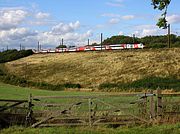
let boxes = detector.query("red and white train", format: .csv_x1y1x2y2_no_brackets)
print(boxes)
32,43,144,54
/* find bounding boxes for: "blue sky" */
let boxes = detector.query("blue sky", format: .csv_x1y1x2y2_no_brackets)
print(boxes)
0,0,180,49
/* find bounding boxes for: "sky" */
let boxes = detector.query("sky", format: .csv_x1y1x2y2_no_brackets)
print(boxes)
0,0,180,50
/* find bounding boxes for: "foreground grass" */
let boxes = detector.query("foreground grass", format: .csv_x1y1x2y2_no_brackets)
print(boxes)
1,124,180,134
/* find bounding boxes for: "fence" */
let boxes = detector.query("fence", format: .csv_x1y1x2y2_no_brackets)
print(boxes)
0,90,180,128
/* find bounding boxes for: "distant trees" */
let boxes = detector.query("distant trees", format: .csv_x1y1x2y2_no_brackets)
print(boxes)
103,35,139,45
102,35,180,48
56,45,67,48
0,49,33,63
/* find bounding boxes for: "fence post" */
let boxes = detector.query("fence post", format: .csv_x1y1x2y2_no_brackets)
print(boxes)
88,98,93,127
26,94,33,127
143,93,147,118
157,89,162,121
150,90,155,119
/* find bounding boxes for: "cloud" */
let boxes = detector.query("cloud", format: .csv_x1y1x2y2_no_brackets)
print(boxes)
106,0,124,7
101,13,121,18
118,31,124,35
133,25,166,37
35,12,50,19
121,15,135,20
0,19,93,49
28,20,56,26
0,8,28,30
37,29,93,48
0,27,38,48
167,14,180,24
109,18,120,24
102,13,135,23
0,6,94,49
51,21,80,34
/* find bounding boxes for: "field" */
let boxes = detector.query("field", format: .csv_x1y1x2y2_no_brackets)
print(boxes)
0,83,105,100
4,48,180,90
0,83,180,133
1,48,180,133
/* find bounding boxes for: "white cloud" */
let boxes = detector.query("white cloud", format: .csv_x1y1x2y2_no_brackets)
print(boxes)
101,13,121,18
141,29,158,36
118,31,124,35
106,0,124,7
0,6,94,49
109,18,120,24
51,21,80,34
0,9,28,30
0,27,38,48
106,2,123,7
28,20,56,26
133,25,166,37
35,12,50,19
167,14,180,24
102,13,135,22
37,29,93,48
122,15,135,20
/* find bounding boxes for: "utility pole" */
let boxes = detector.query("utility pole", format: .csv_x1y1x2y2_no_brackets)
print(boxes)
133,34,135,43
61,38,64,52
101,33,103,51
62,38,64,46
38,41,40,51
7,45,8,51
88,39,90,46
20,44,22,51
168,24,171,48
39,43,41,50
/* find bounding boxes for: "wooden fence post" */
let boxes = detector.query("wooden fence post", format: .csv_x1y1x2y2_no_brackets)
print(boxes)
88,98,93,127
143,93,147,118
26,94,33,127
150,90,155,119
157,89,162,121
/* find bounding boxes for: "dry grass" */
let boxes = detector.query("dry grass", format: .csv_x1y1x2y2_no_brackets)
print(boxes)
5,48,180,89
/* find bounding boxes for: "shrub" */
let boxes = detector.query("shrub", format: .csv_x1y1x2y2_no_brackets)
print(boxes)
99,76,180,91
0,49,33,63
63,83,81,88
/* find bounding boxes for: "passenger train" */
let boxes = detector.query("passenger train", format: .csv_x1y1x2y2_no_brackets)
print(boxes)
32,43,144,54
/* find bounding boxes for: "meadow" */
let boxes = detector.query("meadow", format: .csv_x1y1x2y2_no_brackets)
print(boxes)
4,48,180,90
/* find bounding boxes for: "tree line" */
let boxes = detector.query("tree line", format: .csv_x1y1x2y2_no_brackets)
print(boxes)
0,49,33,63
102,34,180,48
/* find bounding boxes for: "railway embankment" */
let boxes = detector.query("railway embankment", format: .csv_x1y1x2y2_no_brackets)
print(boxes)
3,48,180,91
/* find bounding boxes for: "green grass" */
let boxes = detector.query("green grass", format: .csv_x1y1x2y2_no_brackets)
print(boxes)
0,83,102,100
0,83,180,134
1,124,180,134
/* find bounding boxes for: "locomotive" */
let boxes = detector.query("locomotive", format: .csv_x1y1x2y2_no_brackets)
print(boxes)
32,43,144,54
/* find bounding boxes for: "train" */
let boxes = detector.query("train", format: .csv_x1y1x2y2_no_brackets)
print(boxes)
32,43,144,54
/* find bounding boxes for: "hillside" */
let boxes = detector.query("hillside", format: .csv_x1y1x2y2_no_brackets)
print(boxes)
4,48,180,90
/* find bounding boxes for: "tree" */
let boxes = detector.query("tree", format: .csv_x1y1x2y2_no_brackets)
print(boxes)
151,0,171,29
56,45,67,48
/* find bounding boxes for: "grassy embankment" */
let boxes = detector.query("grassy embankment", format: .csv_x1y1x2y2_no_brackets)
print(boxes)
4,48,180,91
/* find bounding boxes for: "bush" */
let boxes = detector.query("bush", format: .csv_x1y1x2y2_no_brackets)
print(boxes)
0,49,33,63
63,83,81,88
99,76,180,91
